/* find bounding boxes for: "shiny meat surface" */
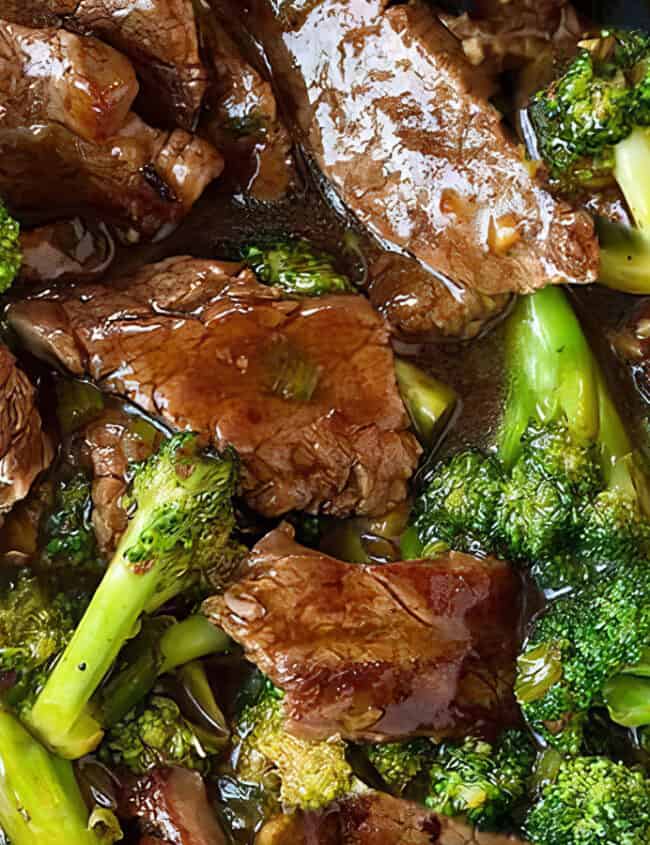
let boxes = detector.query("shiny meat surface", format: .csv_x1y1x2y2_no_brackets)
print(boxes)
0,20,138,142
7,258,420,517
255,793,528,844
0,0,208,129
19,219,115,285
611,298,650,402
205,525,522,742
0,113,222,237
197,1,294,200
118,767,227,845
0,344,53,521
245,0,598,337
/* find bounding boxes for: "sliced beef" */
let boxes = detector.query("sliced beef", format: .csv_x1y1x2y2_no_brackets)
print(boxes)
256,793,528,844
0,345,53,521
19,219,115,285
196,1,294,200
204,524,522,742
7,258,420,518
0,0,208,129
611,299,650,402
0,21,138,142
118,766,227,845
243,0,598,337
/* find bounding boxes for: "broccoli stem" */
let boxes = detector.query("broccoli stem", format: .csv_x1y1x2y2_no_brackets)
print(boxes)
0,708,107,844
394,359,457,449
499,286,633,487
615,127,650,234
100,614,229,727
603,673,650,727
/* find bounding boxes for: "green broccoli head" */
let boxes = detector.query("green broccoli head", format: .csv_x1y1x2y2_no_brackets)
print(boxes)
0,202,20,293
43,474,99,569
529,29,650,187
516,564,650,750
243,238,353,297
425,731,535,830
525,756,650,845
365,739,433,794
100,694,217,775
233,682,353,811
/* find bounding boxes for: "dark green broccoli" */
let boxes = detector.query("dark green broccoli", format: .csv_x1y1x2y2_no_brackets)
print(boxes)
243,238,353,296
515,562,650,752
27,433,243,759
42,473,99,569
0,202,20,293
525,755,650,845
365,739,433,793
424,731,535,830
233,681,354,810
414,287,650,591
54,379,104,436
0,706,119,844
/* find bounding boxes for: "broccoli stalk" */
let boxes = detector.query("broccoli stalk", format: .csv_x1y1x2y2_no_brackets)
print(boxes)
0,707,117,844
394,359,457,450
27,433,241,759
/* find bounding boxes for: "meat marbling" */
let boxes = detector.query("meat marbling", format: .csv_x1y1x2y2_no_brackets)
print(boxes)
204,524,522,742
7,257,420,518
241,0,599,337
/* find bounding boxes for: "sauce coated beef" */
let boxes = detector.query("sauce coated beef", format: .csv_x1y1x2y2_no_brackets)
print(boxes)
0,344,53,523
118,766,227,845
256,792,527,844
0,0,208,129
242,0,598,338
0,21,222,237
205,525,522,743
7,257,420,518
19,219,115,285
611,298,650,401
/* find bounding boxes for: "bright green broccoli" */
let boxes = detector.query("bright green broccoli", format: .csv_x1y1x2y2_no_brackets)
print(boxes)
365,739,433,794
42,473,99,569
0,706,120,844
424,731,535,830
233,681,354,811
515,562,650,753
0,202,20,293
413,286,650,591
27,433,243,759
243,238,353,296
524,755,650,845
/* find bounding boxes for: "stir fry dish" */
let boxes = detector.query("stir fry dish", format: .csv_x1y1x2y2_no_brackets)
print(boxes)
6,1,650,843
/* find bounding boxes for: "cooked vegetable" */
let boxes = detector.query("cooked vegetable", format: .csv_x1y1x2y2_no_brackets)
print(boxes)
365,739,433,794
525,755,650,845
414,287,650,590
233,680,354,810
27,433,242,758
243,238,353,296
394,359,457,449
43,473,99,569
0,201,20,293
0,707,119,844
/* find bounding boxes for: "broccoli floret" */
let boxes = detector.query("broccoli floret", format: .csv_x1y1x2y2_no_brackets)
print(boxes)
100,694,217,775
27,433,243,759
516,562,650,751
42,474,99,569
425,731,535,830
413,287,650,591
0,706,118,844
525,756,650,845
243,238,353,296
233,682,354,811
365,739,433,793
0,202,20,293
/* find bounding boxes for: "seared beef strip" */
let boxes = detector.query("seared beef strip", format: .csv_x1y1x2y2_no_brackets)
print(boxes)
242,0,598,337
256,792,528,844
0,0,208,129
7,258,420,517
196,1,294,200
204,524,522,742
19,219,115,285
0,21,138,142
118,767,227,845
0,344,53,522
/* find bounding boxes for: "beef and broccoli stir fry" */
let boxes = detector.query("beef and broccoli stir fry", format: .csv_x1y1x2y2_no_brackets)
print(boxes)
5,1,650,843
